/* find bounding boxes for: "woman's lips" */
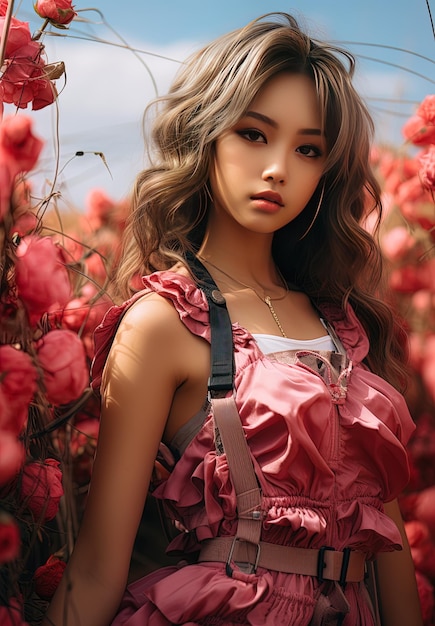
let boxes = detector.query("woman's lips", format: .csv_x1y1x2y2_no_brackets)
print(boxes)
251,191,284,212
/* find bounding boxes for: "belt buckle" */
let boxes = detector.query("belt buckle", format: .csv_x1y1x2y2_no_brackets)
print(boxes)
226,536,261,577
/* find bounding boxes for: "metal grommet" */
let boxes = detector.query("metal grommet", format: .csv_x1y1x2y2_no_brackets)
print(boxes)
210,289,226,305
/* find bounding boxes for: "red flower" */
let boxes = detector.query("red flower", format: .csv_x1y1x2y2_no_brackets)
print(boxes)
420,146,435,191
34,0,77,26
0,39,57,111
15,236,72,324
0,511,20,564
0,115,44,172
34,554,66,600
0,431,24,486
415,571,435,625
405,519,435,579
0,116,43,221
417,95,435,125
414,487,435,540
402,114,435,147
20,458,63,521
0,345,38,435
37,329,89,405
0,598,29,626
0,13,31,58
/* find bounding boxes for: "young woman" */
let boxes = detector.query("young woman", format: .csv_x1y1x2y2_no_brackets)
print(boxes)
45,13,423,626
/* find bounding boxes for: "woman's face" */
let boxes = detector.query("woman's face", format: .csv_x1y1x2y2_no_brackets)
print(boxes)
209,72,328,236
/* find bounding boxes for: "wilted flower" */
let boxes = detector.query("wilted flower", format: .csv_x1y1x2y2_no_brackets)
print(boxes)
37,329,89,405
15,235,72,324
0,511,20,564
34,554,66,599
34,0,77,26
20,458,63,521
0,344,38,435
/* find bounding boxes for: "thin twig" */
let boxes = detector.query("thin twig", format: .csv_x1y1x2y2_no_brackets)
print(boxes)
425,0,435,39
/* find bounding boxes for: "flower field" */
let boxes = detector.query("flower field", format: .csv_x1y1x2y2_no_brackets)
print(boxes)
0,1,434,624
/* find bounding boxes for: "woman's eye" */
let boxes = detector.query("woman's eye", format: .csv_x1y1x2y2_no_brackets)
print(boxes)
238,129,266,143
297,144,323,158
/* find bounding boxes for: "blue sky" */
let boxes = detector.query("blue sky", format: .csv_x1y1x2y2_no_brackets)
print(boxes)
15,1,435,206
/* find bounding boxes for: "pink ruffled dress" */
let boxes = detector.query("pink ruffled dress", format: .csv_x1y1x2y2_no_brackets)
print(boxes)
91,270,415,626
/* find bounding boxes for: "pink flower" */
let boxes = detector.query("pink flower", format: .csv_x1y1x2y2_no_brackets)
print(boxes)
415,570,435,625
0,14,31,58
0,511,20,564
0,598,29,626
0,345,38,435
15,236,72,323
381,226,415,262
417,95,435,125
420,146,435,191
0,431,25,486
0,115,43,173
0,40,57,111
422,339,435,405
405,519,435,579
57,292,112,336
37,329,89,405
34,0,77,26
402,114,435,147
85,188,116,228
71,417,99,484
414,486,435,539
34,554,66,599
0,116,43,221
20,458,63,521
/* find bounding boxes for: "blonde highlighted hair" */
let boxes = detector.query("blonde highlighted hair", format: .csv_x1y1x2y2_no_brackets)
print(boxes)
115,12,408,389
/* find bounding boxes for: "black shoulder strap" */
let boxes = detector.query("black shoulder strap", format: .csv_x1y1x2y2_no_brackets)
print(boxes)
185,253,234,395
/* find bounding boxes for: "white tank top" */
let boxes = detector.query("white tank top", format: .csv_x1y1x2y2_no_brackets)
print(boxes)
252,333,336,355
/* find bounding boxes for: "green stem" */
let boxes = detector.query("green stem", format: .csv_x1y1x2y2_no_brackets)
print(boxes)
32,18,50,41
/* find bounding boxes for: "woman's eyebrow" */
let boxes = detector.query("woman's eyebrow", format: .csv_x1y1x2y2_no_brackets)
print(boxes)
244,111,323,136
245,111,278,128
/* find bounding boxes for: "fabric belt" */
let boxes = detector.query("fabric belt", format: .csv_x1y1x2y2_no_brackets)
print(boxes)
198,537,366,583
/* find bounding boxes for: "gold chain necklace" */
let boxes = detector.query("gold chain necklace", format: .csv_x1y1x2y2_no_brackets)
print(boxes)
198,256,289,338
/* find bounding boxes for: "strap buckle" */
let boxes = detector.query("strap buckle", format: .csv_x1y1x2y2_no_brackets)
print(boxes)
226,536,261,577
339,547,352,588
317,545,335,583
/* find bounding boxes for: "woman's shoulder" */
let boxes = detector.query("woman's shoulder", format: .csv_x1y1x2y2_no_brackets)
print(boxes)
91,268,211,393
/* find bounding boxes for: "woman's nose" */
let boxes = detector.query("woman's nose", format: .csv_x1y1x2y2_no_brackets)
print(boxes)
262,155,287,184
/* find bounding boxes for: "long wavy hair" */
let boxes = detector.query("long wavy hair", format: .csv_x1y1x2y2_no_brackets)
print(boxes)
115,12,408,390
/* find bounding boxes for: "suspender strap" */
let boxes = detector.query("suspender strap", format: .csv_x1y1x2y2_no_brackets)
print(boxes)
186,253,234,393
186,254,262,554
211,397,262,547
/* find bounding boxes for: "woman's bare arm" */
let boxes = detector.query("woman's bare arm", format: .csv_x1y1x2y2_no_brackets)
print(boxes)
376,498,423,626
43,294,199,626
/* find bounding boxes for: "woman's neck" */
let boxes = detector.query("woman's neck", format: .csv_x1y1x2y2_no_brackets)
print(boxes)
199,224,278,288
